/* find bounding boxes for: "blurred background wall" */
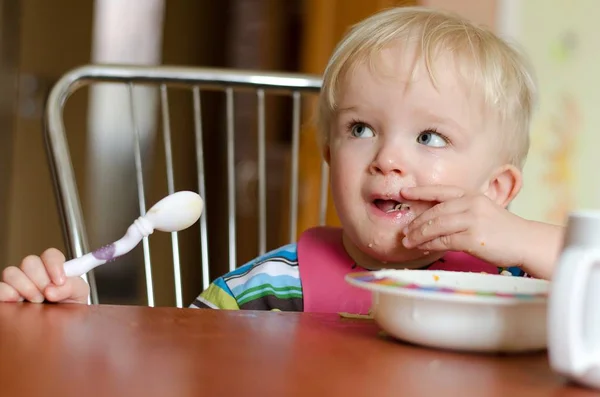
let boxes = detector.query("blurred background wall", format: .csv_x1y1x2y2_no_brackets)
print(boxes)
0,0,592,306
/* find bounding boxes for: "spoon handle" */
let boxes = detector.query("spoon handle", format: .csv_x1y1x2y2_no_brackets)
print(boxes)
64,217,154,278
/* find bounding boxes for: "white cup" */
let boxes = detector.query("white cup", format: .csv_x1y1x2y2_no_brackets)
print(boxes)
548,210,600,390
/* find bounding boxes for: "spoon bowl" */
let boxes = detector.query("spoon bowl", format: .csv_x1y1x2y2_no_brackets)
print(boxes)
145,191,203,232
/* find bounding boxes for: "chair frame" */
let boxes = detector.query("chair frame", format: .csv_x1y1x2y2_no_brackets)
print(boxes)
44,64,323,306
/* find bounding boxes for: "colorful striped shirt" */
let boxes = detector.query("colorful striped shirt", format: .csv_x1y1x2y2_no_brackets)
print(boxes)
191,243,303,311
190,243,527,311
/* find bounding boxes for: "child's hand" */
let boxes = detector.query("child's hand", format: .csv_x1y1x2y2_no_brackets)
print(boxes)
400,185,528,269
0,248,89,304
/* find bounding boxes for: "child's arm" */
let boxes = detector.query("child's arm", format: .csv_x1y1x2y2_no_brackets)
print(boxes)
518,220,564,279
401,186,566,280
0,248,89,304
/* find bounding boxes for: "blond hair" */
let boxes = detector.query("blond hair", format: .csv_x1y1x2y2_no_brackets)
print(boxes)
317,6,536,169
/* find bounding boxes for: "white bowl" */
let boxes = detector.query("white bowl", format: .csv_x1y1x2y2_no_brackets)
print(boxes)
345,269,549,353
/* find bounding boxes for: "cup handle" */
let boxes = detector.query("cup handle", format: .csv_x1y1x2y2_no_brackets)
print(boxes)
549,247,600,376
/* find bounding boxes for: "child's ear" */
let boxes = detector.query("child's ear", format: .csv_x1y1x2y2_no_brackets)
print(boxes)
482,164,522,208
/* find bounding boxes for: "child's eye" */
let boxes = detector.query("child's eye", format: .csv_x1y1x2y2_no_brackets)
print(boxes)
417,130,448,147
350,123,375,138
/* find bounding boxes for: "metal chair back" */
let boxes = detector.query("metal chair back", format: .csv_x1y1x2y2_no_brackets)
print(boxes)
44,64,325,306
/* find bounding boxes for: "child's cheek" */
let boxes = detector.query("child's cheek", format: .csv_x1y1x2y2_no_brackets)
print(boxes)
420,159,458,186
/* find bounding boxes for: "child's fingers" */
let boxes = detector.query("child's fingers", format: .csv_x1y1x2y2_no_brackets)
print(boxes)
1,266,44,303
410,232,472,253
20,255,52,294
40,248,66,286
44,277,89,304
400,186,466,203
0,281,22,302
402,213,470,249
404,199,470,235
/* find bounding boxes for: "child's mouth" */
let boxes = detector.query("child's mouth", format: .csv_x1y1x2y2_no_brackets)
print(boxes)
373,199,410,214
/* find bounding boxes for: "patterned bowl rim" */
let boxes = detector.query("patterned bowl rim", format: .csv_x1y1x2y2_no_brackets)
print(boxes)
345,270,549,304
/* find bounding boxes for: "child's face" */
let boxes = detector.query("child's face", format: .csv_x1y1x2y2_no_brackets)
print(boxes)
326,45,504,265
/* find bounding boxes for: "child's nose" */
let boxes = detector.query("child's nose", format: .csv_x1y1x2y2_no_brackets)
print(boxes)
369,145,406,176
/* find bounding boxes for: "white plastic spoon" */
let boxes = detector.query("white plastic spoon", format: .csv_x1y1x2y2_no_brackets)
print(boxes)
64,191,204,278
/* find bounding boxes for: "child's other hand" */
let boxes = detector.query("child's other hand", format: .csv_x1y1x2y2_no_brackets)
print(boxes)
400,185,528,268
0,248,89,304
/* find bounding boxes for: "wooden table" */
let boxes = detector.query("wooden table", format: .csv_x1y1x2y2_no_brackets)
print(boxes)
0,303,595,397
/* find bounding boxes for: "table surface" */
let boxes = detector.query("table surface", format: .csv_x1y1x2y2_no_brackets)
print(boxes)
0,302,596,397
